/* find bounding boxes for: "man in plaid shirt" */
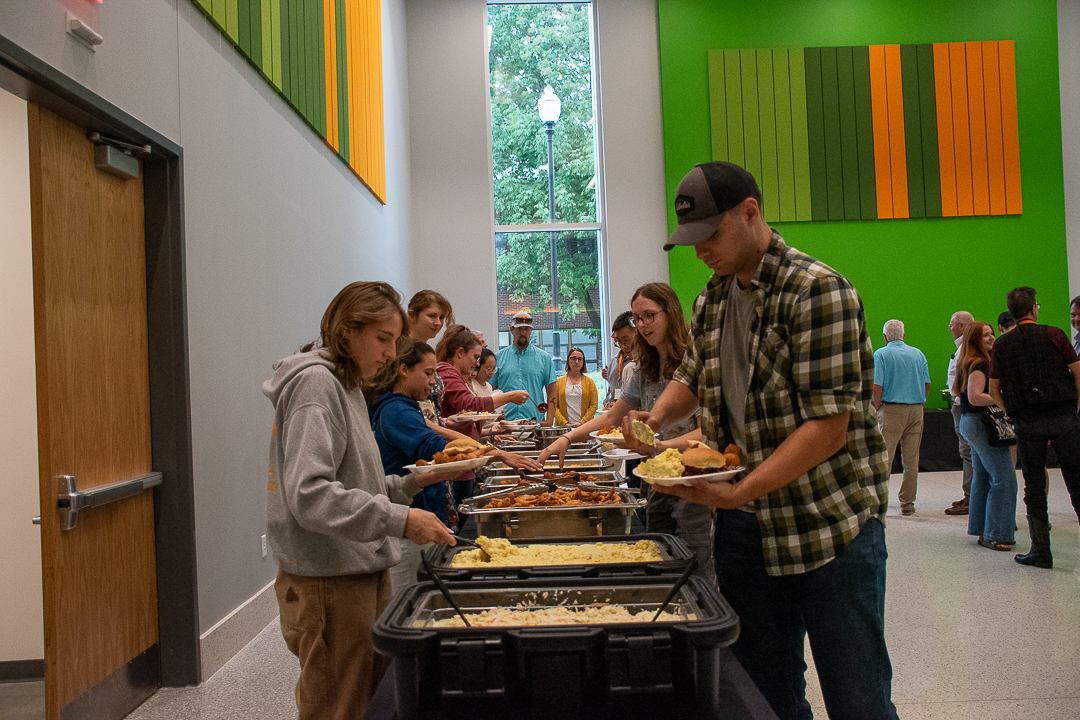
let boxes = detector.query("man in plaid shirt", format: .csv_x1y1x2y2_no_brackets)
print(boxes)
626,162,896,719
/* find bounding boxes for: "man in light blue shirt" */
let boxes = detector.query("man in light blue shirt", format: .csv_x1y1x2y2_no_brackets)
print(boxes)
873,319,931,516
491,312,557,424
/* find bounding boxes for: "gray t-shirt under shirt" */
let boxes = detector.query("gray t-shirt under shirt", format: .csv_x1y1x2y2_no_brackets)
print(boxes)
721,279,756,451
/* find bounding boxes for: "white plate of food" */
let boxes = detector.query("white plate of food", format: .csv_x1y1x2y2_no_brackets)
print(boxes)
589,428,625,444
447,412,500,423
602,448,646,461
405,455,492,475
632,465,745,486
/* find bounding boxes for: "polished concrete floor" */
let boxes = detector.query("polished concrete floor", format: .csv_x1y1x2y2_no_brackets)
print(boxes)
4,470,1076,720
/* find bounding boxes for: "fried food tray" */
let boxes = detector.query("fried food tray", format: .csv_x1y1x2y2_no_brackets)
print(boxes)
420,533,693,581
481,470,624,492
459,485,644,539
373,575,740,719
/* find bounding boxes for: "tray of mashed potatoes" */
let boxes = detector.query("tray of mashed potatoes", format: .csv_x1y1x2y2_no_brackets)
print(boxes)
421,533,693,580
372,575,740,717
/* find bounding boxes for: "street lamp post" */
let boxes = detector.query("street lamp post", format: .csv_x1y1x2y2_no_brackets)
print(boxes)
538,85,562,370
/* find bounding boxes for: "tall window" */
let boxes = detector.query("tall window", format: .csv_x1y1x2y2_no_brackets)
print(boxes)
488,2,603,375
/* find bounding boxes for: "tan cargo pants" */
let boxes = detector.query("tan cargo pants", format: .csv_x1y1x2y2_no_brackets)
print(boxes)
275,568,392,720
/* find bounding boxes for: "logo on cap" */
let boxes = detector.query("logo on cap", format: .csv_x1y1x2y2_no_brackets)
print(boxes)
674,194,696,218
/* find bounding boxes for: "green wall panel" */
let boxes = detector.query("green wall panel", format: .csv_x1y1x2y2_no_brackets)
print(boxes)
804,47,828,222
901,44,926,218
773,48,797,222
917,44,943,218
836,47,861,220
820,47,844,221
852,46,877,219
757,49,779,224
724,50,744,167
657,0,1066,406
709,51,728,161
740,49,762,185
789,48,813,222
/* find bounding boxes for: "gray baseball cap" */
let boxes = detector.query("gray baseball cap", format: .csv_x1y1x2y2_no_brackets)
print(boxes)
664,162,759,251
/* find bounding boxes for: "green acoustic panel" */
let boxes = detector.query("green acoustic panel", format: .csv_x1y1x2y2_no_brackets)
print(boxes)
852,45,877,219
724,50,744,167
819,47,844,221
836,47,861,220
773,48,797,222
192,0,211,13
229,0,240,40
917,44,942,217
757,48,779,224
741,49,762,184
318,0,326,136
238,0,250,55
804,47,827,222
271,0,282,88
249,0,262,73
789,47,812,222
337,0,349,162
709,50,729,161
901,45,926,218
279,0,290,97
213,0,228,33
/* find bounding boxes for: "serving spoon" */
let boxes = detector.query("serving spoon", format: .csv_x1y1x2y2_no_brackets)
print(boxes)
651,557,699,622
421,551,472,626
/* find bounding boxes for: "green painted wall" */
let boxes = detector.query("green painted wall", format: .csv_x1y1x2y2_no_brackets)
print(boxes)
657,0,1066,406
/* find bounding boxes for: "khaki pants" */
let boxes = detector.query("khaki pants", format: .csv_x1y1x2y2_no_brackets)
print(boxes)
275,568,391,720
878,403,924,508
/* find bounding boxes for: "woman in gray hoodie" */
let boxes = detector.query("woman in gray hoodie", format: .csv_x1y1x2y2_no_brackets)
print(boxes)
263,281,457,720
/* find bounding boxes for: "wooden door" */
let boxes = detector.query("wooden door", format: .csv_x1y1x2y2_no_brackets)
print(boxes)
28,103,159,720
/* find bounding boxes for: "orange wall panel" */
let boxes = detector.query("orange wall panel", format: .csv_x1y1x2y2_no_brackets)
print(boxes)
949,42,973,216
966,42,990,216
982,41,1006,216
934,43,957,217
869,45,893,218
884,44,908,218
999,40,1022,214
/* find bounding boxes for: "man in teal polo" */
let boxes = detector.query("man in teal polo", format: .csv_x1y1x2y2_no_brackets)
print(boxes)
873,319,932,516
491,312,557,425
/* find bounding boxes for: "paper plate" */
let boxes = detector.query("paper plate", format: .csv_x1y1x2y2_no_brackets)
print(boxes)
404,455,492,475
589,430,625,444
632,465,745,486
602,448,646,461
447,413,500,423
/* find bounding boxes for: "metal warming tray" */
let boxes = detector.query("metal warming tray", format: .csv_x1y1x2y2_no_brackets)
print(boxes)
482,470,624,492
489,456,611,475
459,485,644,539
495,438,599,454
372,575,740,719
420,533,693,581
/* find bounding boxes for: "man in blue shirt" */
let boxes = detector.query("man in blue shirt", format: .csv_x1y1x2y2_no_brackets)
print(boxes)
873,319,932,516
491,312,557,424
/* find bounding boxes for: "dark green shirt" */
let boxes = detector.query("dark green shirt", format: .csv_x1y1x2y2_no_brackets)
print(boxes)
674,233,889,576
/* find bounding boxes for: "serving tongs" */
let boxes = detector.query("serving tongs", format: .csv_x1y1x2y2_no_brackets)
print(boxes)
517,469,581,492
651,556,699,621
420,551,471,626
451,534,491,561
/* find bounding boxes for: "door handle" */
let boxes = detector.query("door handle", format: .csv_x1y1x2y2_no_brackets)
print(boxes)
32,516,41,525
56,472,162,531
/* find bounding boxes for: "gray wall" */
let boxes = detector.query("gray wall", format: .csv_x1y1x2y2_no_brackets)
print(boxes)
405,0,669,353
1061,0,1080,300
0,0,414,634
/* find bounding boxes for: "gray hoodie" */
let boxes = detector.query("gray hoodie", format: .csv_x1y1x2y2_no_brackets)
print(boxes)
262,350,423,576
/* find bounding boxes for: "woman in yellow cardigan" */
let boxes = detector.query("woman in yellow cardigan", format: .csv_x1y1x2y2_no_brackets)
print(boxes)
554,347,597,426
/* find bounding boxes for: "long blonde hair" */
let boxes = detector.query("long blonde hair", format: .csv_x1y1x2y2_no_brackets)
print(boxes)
304,282,409,391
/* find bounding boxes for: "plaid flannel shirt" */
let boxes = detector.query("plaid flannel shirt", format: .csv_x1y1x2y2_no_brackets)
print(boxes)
674,232,889,576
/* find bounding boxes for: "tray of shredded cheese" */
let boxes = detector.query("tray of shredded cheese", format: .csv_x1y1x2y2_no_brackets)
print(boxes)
372,575,740,717
421,533,693,581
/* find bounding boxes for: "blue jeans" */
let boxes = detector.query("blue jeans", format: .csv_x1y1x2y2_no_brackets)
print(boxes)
958,413,1018,543
717,510,898,720
1012,407,1080,525
646,488,716,587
